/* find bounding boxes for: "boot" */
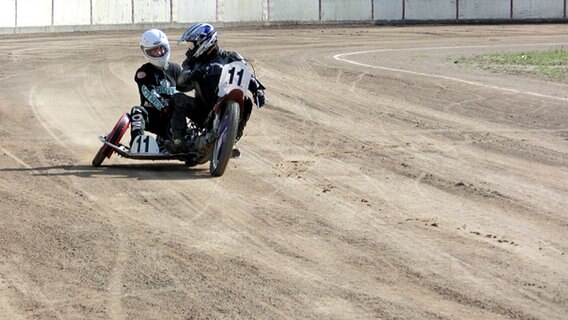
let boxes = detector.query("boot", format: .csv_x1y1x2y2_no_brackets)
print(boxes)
231,144,241,159
129,106,147,148
164,133,186,153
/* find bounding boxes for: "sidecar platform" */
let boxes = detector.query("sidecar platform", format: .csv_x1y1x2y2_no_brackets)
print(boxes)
98,136,188,160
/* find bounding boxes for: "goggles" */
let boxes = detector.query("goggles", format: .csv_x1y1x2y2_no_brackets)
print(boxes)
143,45,167,58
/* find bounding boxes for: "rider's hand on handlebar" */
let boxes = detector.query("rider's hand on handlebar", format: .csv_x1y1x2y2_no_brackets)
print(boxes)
189,64,209,81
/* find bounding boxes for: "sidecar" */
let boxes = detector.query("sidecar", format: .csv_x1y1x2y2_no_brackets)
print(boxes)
91,113,185,167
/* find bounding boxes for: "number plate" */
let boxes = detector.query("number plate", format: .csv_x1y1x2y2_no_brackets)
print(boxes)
218,61,252,97
130,135,161,154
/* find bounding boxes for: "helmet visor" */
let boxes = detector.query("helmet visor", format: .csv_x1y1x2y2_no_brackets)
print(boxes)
144,45,168,58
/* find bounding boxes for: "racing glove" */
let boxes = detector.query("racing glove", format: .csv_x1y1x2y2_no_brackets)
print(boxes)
179,64,209,84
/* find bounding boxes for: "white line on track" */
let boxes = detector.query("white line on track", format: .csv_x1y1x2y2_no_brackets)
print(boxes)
0,146,32,169
333,43,568,102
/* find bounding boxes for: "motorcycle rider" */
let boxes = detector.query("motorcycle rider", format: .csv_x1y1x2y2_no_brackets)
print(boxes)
130,29,183,148
165,22,266,154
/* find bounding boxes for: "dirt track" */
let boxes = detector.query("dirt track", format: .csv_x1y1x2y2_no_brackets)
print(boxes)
1,24,567,319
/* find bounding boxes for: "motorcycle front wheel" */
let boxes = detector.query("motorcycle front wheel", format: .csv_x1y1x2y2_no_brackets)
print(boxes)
209,101,240,177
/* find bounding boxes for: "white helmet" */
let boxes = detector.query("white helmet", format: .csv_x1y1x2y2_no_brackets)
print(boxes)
140,29,170,69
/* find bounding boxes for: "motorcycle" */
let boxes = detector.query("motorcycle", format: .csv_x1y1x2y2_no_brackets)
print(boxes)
91,60,255,177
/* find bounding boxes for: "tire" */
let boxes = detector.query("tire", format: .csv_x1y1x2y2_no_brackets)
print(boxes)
91,113,130,167
91,146,107,167
209,101,240,177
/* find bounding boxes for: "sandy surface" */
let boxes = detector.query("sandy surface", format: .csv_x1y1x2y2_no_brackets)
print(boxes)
0,24,567,319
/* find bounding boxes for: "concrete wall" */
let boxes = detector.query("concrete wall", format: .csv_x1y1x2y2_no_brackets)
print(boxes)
176,0,216,23
54,0,91,26
1,0,567,33
17,0,52,27
0,0,16,27
92,0,132,24
321,0,372,21
221,0,265,22
459,0,510,20
513,0,565,19
134,0,171,23
269,0,320,22
375,0,403,20
405,0,457,20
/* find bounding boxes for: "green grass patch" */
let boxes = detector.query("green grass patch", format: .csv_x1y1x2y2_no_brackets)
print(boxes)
455,47,568,83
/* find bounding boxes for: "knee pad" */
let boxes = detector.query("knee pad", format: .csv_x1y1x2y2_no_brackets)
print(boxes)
130,106,148,121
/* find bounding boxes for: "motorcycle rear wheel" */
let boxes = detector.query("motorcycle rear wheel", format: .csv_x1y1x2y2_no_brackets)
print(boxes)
210,101,240,177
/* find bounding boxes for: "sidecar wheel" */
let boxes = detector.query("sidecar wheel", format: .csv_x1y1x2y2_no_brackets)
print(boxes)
91,113,130,167
91,146,107,167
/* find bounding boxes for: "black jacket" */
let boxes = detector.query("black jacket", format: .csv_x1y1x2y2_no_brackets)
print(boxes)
177,48,262,107
135,62,182,110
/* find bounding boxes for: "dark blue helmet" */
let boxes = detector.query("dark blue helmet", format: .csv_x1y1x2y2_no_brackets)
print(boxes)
179,23,218,61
